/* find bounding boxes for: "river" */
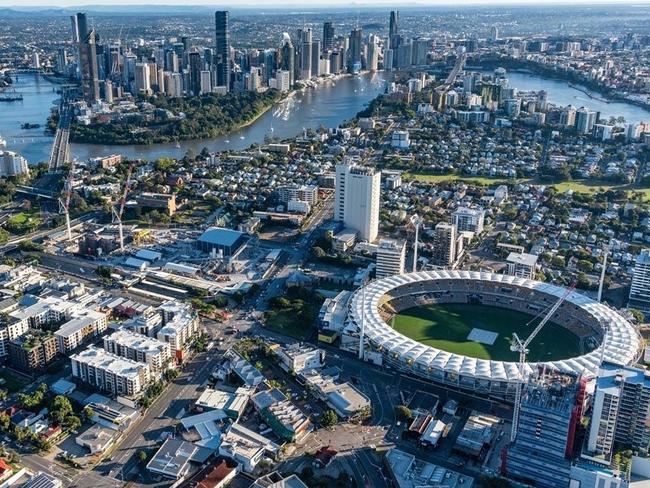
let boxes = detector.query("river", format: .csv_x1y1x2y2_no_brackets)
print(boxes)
497,70,650,124
2,69,650,165
0,72,387,164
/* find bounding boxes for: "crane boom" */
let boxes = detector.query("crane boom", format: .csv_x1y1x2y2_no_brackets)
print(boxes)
510,282,576,442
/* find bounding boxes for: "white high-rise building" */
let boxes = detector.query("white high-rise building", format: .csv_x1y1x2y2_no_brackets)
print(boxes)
629,249,650,310
276,70,291,92
375,239,406,279
588,362,650,458
134,62,151,95
164,72,183,97
200,70,212,94
335,163,381,243
575,107,597,134
452,206,485,234
0,151,29,177
506,252,538,279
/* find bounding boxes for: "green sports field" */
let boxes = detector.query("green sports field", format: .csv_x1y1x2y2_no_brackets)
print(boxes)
390,303,582,361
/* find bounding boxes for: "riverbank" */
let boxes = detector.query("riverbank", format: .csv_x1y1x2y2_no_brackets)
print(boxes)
69,89,281,145
470,57,650,113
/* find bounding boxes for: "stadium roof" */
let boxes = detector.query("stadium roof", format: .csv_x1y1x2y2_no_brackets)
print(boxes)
348,270,641,383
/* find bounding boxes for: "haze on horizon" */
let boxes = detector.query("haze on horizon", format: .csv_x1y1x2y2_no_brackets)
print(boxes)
0,0,647,7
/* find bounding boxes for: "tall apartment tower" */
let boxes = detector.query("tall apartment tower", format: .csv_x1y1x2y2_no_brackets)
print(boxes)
588,362,650,458
280,33,295,87
575,107,597,134
452,206,485,234
432,222,460,268
323,22,335,52
215,11,231,90
375,239,406,279
629,249,650,310
506,373,584,488
74,12,100,102
335,162,381,243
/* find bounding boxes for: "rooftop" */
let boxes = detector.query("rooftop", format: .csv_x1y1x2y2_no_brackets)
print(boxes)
385,448,474,488
105,329,169,356
71,346,148,380
506,252,539,267
197,227,244,246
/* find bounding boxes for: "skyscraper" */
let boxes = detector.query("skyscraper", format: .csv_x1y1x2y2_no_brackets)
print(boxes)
74,12,100,102
188,50,203,96
335,162,381,243
348,27,362,73
280,33,295,87
629,249,650,310
323,22,335,52
389,11,399,48
298,28,312,81
215,11,231,90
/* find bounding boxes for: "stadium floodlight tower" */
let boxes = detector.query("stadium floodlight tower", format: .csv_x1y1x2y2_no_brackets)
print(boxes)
112,164,135,252
409,214,424,272
509,282,576,442
597,243,610,303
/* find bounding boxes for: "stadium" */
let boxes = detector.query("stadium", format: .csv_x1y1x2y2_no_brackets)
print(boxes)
346,270,641,399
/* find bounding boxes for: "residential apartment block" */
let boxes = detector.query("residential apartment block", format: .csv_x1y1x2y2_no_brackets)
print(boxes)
103,329,171,373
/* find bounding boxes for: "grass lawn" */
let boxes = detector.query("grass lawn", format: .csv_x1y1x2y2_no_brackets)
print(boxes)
405,173,650,201
391,303,582,361
405,173,519,186
265,309,317,340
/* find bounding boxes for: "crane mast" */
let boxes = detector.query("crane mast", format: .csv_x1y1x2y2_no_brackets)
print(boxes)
510,282,576,442
112,164,134,251
58,161,75,241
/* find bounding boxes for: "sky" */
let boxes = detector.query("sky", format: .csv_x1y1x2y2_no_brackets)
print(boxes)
0,0,647,6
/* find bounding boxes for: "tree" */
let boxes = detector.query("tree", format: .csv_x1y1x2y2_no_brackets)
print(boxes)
0,413,10,431
50,395,73,426
321,409,338,428
395,405,413,422
136,450,148,464
64,415,81,432
83,406,95,422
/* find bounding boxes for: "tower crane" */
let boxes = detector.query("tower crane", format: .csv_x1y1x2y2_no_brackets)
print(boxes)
509,282,576,442
112,164,135,251
58,160,75,241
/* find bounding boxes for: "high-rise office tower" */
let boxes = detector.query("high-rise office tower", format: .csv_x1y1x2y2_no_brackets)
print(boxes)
70,15,80,44
188,51,203,96
74,12,100,102
367,40,379,72
490,25,499,42
376,239,406,279
629,249,650,310
348,27,362,73
506,373,584,488
215,11,231,90
280,33,295,87
56,48,68,75
588,362,650,458
432,223,458,267
335,162,381,243
298,28,312,80
389,11,399,46
311,41,321,77
323,22,335,52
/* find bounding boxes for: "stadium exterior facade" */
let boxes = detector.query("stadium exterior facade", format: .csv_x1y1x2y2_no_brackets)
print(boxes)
344,271,641,399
